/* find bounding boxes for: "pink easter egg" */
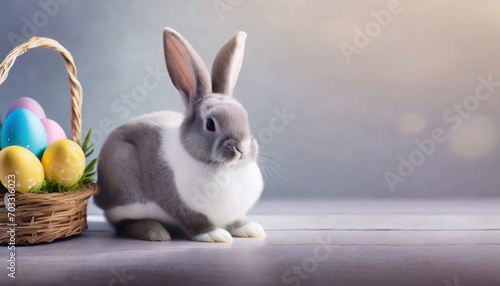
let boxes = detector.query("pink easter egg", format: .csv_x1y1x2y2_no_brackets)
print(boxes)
41,118,67,145
7,97,46,119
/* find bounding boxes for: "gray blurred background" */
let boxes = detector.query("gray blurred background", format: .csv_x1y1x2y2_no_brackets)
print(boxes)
0,0,499,207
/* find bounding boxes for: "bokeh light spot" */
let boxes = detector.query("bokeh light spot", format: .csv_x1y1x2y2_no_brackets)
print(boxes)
449,115,497,160
399,113,427,135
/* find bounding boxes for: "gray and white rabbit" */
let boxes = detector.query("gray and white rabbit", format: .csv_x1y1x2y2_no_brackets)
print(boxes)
94,28,265,242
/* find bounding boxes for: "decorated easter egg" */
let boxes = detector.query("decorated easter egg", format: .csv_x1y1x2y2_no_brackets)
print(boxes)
0,146,45,192
7,97,46,119
1,109,48,158
42,139,85,187
41,118,66,145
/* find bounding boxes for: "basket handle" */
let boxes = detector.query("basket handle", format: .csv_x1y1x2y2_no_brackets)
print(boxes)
0,36,83,144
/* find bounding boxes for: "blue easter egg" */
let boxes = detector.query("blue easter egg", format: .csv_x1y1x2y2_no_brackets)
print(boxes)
1,108,48,158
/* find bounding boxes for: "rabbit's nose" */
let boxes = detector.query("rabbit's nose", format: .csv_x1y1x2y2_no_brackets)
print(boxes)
235,146,243,156
236,140,251,155
232,146,243,161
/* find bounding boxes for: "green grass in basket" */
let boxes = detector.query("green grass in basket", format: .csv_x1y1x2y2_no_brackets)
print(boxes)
35,129,98,194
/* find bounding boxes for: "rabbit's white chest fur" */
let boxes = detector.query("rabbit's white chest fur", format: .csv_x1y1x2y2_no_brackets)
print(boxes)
161,112,263,227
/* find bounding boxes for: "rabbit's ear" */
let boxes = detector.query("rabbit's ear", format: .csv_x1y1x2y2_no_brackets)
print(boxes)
211,31,247,96
163,28,211,108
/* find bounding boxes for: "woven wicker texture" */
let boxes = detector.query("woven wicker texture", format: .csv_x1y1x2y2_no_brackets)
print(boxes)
0,36,99,245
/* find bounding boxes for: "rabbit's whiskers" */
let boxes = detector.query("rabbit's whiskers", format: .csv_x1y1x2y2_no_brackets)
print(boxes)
257,152,295,191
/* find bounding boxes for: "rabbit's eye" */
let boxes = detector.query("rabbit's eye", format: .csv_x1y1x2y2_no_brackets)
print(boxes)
206,118,216,132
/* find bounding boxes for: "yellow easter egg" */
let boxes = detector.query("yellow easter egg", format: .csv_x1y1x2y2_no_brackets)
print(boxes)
42,139,85,187
0,146,45,192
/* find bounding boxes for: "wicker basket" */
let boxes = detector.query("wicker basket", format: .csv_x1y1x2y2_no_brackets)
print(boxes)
0,36,99,245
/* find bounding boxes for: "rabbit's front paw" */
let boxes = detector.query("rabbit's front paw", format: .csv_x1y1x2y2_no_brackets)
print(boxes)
192,228,233,243
229,222,266,238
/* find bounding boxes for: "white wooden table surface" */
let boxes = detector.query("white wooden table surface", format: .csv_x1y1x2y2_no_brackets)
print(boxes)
1,199,499,286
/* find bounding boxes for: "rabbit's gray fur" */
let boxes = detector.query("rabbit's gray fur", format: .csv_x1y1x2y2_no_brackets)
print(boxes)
94,28,265,243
